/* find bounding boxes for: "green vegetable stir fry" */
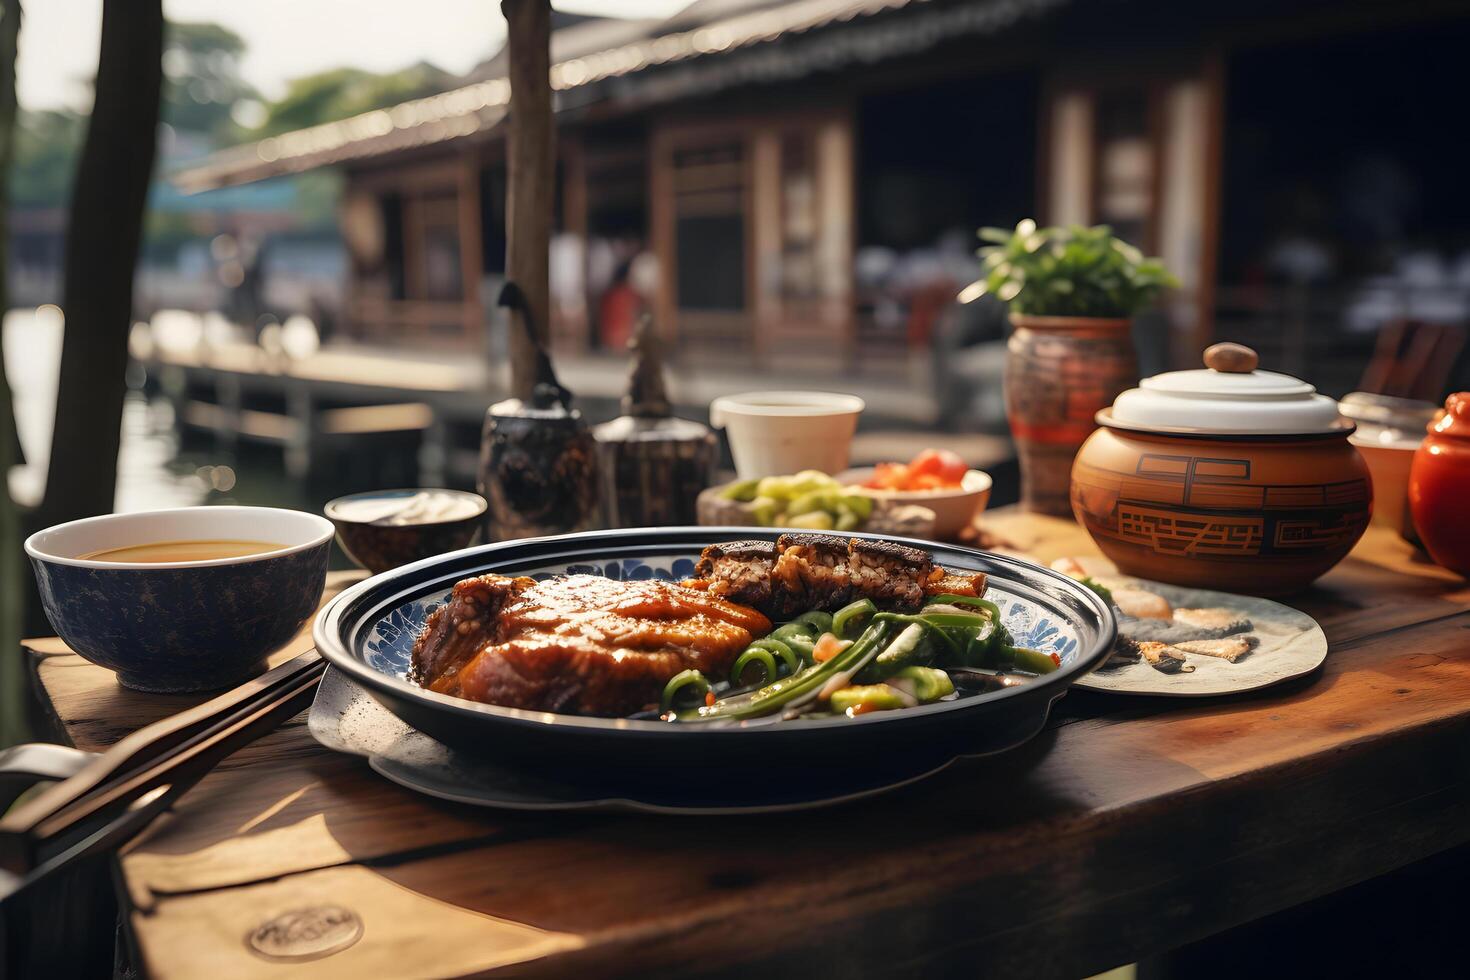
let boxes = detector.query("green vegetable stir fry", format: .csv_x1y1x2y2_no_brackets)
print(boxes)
660,593,1060,722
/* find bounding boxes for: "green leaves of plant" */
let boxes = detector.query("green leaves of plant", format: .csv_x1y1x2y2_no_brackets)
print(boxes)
959,220,1179,317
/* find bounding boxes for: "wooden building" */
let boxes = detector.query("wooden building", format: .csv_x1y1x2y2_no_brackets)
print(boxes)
175,0,1470,376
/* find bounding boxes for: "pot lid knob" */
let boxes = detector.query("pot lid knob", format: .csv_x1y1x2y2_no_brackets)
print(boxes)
1203,342,1259,374
1430,391,1470,439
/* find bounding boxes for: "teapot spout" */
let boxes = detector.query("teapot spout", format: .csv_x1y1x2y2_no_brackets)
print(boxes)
498,280,573,409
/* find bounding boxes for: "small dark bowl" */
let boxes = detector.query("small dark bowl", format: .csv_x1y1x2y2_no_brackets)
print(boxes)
25,507,333,693
325,489,487,574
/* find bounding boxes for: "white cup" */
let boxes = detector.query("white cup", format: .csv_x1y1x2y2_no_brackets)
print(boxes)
709,391,865,479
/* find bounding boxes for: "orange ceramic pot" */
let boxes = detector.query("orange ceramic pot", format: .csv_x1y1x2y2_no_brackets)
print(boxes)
1409,393,1470,575
1070,343,1372,596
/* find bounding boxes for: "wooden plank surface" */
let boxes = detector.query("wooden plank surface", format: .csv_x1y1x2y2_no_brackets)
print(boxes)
26,519,1470,978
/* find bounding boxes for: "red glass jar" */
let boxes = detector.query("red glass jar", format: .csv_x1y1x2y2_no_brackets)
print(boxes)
1409,393,1470,575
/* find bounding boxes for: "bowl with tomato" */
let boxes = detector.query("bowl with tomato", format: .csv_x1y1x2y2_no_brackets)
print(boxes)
839,449,992,540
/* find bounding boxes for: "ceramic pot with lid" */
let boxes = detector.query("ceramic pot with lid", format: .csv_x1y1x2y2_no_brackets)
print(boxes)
1409,393,1470,576
1070,343,1372,595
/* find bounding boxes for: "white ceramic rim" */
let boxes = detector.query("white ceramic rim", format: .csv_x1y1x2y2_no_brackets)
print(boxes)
324,488,488,526
709,390,865,424
839,468,993,500
24,506,334,569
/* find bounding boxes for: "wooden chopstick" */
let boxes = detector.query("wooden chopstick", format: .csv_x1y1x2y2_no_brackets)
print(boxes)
0,651,325,874
0,666,327,908
32,660,325,845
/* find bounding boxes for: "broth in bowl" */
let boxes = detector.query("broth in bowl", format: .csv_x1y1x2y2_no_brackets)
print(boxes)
81,539,285,563
26,506,333,691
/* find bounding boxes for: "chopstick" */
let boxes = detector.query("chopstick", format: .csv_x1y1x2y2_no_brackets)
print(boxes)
0,660,319,907
0,650,326,879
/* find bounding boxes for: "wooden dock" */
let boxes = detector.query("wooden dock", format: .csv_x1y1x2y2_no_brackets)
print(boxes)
135,337,989,486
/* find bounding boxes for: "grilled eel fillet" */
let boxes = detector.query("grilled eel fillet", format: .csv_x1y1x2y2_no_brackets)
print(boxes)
687,533,986,618
411,574,771,716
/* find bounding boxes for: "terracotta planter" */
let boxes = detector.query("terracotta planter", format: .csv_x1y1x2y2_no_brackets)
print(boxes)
1005,314,1136,516
1070,343,1372,596
1409,393,1470,575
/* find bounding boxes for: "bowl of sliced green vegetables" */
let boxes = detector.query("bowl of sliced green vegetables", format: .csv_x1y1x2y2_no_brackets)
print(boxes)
697,470,938,538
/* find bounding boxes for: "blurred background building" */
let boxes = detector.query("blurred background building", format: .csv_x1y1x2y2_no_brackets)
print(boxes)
7,0,1470,510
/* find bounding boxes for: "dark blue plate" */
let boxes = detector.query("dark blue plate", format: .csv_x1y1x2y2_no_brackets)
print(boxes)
312,528,1115,792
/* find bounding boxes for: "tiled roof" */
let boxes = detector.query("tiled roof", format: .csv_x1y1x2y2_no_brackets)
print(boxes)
173,0,1064,192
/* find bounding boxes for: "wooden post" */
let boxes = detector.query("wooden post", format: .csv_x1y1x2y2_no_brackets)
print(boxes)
501,0,554,401
457,149,484,347
31,0,162,533
0,0,27,750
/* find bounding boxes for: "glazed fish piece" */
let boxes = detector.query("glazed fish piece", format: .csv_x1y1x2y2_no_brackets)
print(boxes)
1173,607,1253,636
412,574,771,716
1138,641,1194,674
410,573,534,689
1172,637,1258,663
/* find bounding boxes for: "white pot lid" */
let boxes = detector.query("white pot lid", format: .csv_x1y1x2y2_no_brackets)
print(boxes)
1109,343,1344,434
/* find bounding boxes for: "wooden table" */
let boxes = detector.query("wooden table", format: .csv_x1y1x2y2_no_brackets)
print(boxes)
19,515,1470,978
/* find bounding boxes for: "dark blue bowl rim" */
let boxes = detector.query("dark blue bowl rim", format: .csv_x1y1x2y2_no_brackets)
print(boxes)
24,506,335,570
324,488,488,526
312,526,1117,738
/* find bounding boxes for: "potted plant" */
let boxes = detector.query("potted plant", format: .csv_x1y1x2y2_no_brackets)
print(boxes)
960,221,1177,515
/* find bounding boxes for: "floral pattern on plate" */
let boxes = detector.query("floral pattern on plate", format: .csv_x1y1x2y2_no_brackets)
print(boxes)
363,554,1079,679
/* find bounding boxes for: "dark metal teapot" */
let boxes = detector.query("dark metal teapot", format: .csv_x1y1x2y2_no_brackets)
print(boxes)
592,316,717,527
477,284,599,540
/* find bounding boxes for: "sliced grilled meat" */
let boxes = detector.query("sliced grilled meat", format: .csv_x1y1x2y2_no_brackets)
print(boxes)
846,537,931,610
690,534,985,617
692,539,777,610
771,533,855,617
412,574,771,716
